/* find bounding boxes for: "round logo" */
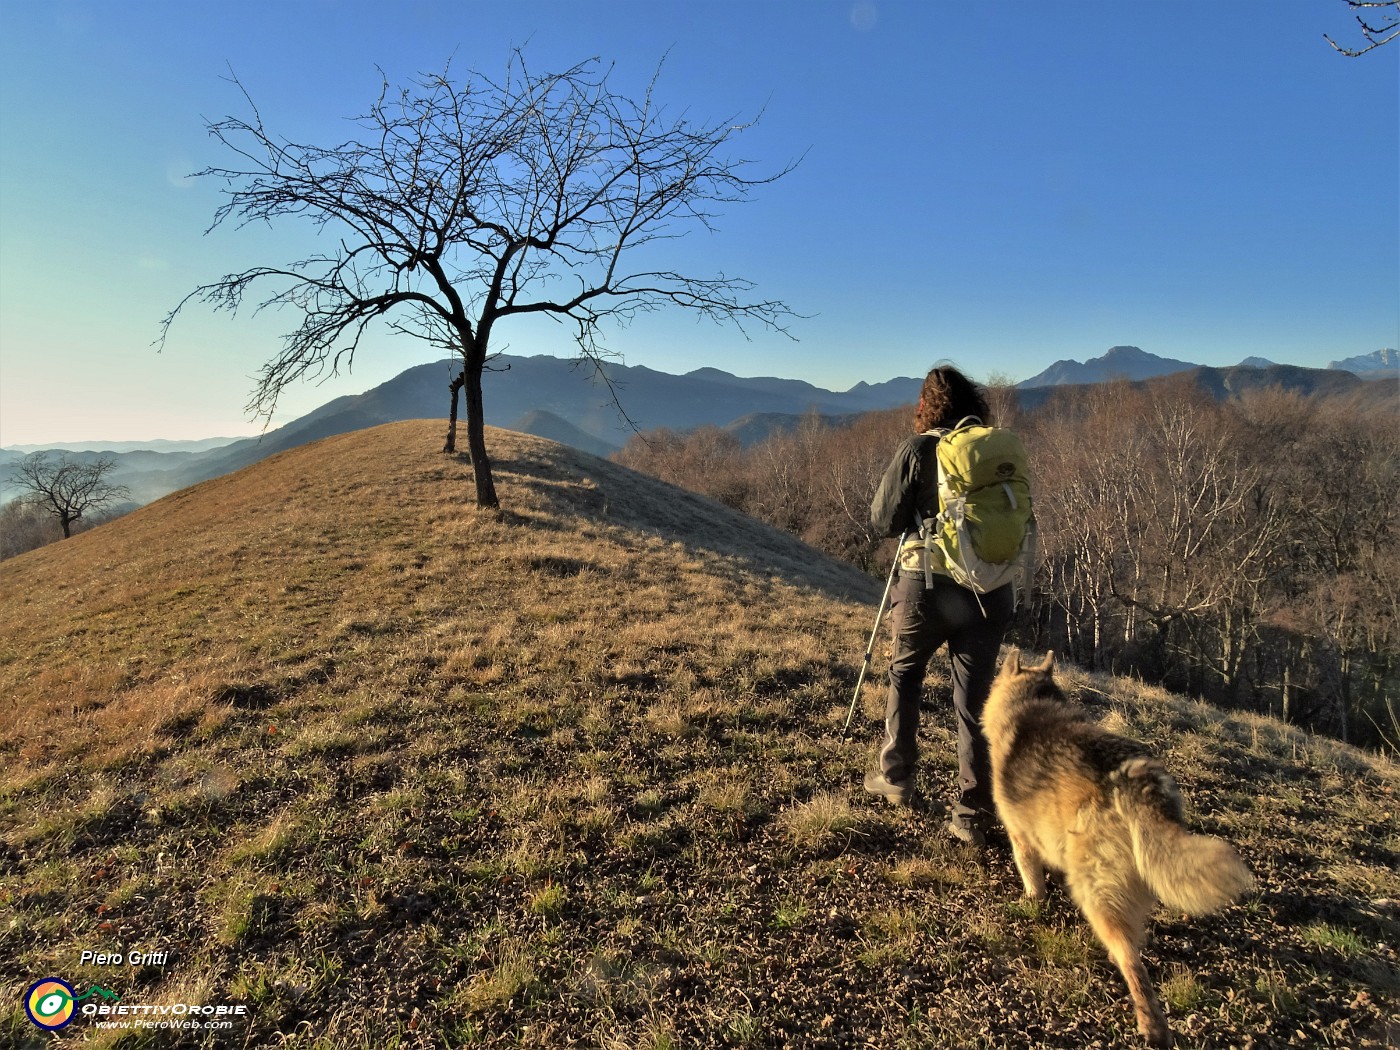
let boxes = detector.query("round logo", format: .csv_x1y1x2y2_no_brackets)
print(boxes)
25,978,76,1030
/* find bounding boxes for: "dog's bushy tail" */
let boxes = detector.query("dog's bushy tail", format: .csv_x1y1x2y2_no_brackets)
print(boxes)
1113,757,1254,916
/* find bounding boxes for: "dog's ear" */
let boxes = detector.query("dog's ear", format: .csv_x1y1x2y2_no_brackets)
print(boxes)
1005,650,1021,675
1030,651,1055,674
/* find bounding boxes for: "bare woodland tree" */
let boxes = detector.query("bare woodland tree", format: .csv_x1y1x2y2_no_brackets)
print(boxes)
1325,0,1400,55
615,406,909,571
9,453,130,539
0,501,63,560
160,52,797,509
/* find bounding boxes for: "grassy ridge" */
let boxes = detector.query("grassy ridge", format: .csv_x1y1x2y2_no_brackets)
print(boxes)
1,421,1396,1048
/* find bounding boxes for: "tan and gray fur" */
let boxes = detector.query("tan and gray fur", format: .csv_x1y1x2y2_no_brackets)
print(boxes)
982,651,1254,1048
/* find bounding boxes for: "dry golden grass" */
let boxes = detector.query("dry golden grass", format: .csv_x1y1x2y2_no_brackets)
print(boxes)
0,422,872,772
1,420,1397,1049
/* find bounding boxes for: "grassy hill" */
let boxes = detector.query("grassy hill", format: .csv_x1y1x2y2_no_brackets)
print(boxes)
1,421,1396,1049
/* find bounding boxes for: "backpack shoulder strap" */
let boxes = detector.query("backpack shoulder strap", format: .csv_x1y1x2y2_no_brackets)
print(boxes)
912,431,947,587
911,431,944,507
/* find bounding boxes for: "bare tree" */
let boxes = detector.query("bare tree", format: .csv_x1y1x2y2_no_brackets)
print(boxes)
161,52,799,508
9,453,130,539
1326,0,1400,55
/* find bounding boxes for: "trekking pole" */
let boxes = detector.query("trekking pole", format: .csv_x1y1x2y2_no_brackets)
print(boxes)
842,531,907,736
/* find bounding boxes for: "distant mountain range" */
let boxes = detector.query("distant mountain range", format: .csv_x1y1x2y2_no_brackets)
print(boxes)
3,348,1394,507
0,356,923,505
1017,345,1202,387
1013,361,1396,415
246,354,925,460
1328,348,1397,375
1010,345,1396,414
1,436,247,455
1016,345,1397,387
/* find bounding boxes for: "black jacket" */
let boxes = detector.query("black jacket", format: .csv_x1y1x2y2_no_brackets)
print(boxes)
870,432,941,538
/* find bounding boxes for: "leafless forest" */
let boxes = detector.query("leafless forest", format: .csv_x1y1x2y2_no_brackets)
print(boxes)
0,500,127,560
615,379,1400,753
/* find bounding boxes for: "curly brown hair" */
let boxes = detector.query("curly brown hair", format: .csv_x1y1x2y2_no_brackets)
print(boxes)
912,364,991,433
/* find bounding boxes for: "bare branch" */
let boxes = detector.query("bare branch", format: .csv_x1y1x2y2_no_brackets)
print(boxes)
1325,0,1400,55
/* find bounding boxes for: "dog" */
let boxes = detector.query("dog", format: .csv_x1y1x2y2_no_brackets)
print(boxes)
981,651,1254,1048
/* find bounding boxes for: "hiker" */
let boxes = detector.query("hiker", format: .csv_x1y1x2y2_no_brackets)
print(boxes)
861,364,1022,847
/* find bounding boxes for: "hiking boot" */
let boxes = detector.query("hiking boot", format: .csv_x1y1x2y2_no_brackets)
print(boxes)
863,771,913,807
946,816,987,848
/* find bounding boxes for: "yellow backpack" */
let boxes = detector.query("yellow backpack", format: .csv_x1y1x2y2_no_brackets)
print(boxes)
917,418,1037,605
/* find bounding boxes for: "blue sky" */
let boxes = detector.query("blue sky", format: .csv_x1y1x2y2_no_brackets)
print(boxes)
0,0,1395,445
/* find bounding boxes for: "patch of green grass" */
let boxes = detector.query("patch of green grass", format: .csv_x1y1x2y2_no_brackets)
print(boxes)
634,787,667,815
1250,968,1303,1017
226,811,307,869
575,803,618,840
85,1028,163,1049
1324,861,1400,899
1003,897,1044,921
614,819,661,855
966,901,1015,954
20,857,80,895
778,791,859,850
858,906,921,969
771,897,809,929
697,774,760,818
528,881,567,919
1031,925,1091,968
724,1010,764,1046
1160,963,1209,1012
857,942,907,970
456,944,538,1013
231,967,279,1010
886,855,965,889
208,878,288,946
101,877,157,913
368,786,426,815
1300,921,1369,958
284,722,384,760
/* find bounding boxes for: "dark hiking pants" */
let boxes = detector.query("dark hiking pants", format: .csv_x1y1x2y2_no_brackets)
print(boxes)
878,574,1014,823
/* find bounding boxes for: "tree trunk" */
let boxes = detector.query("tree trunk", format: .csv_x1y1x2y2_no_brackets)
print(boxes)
1338,653,1351,744
443,372,465,455
1282,661,1291,724
462,363,499,509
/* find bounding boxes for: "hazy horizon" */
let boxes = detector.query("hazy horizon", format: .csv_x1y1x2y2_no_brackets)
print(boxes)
3,344,1394,453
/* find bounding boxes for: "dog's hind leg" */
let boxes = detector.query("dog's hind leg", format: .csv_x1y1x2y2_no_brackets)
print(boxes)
1008,831,1048,900
1079,900,1171,1049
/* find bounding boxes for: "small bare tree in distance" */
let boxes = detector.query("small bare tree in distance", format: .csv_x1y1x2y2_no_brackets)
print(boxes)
10,453,130,539
160,51,799,509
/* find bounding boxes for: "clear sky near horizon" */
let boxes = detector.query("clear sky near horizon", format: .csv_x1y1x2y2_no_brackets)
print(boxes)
0,0,1396,446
